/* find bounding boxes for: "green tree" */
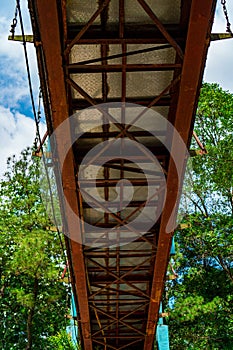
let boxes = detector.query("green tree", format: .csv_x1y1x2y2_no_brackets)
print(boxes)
48,330,77,349
167,83,233,349
0,148,72,349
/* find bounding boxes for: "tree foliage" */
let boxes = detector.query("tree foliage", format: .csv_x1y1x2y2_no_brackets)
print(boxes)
48,330,77,350
0,149,71,349
167,83,233,349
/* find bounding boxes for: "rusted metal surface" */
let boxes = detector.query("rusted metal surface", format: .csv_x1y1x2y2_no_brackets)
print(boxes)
29,0,217,349
136,0,184,59
67,63,181,72
143,0,217,348
193,131,208,153
29,1,92,349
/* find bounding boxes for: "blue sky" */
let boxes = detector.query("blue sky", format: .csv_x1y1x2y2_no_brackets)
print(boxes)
0,0,46,176
0,0,233,176
204,1,233,90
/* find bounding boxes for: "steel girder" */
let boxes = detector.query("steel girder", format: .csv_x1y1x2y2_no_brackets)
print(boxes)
29,0,216,349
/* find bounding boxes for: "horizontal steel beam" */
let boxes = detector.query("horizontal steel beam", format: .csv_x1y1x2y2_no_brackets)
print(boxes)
71,96,171,108
87,266,151,272
85,250,155,257
78,130,167,139
78,178,163,187
89,274,151,283
67,24,185,42
68,63,181,73
82,199,158,209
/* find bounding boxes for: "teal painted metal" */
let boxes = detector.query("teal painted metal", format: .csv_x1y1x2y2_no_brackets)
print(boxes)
156,325,170,350
47,137,51,152
156,236,174,348
170,237,175,255
45,137,52,166
158,302,163,325
66,292,78,346
156,303,170,349
66,319,78,346
71,292,77,318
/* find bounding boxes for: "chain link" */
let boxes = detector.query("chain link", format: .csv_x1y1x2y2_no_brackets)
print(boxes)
33,136,38,150
221,0,233,35
33,88,44,150
10,5,18,39
37,88,43,122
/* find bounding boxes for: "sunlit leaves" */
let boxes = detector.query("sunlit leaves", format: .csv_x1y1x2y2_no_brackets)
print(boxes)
168,83,233,349
0,149,69,349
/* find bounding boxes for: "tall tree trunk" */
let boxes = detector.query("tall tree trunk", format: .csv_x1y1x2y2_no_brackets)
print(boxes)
26,276,39,350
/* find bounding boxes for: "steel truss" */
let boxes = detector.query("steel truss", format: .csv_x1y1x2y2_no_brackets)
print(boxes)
29,0,216,349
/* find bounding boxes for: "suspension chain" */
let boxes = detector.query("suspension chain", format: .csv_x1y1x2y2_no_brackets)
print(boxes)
10,4,18,39
33,88,43,150
221,0,233,36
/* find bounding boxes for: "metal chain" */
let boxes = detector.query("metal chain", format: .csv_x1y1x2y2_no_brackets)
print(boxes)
221,0,233,35
33,88,43,150
10,4,18,39
37,87,43,123
33,137,38,150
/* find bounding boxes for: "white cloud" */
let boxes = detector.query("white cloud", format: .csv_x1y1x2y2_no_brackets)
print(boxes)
0,4,39,109
0,0,232,180
0,105,46,177
0,2,45,178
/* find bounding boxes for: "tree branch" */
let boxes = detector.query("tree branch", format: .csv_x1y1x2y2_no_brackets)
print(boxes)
215,255,233,284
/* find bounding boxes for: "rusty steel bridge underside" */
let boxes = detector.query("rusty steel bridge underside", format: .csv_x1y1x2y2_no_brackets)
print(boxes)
29,0,216,349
